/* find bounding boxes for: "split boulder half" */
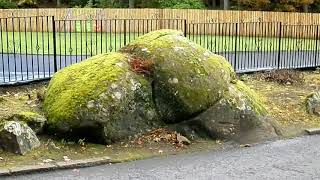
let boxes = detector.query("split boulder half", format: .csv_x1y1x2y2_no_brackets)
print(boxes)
0,121,40,155
44,29,280,144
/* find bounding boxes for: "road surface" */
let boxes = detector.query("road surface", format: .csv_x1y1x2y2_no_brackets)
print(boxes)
4,135,320,180
1,51,320,84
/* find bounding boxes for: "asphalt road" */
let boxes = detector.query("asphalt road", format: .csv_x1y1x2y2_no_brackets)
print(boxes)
4,135,320,180
1,51,320,84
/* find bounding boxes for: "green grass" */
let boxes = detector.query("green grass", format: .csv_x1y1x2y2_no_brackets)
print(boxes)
0,32,318,55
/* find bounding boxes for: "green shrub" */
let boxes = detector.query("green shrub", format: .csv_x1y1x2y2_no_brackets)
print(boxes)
158,0,205,9
0,0,18,8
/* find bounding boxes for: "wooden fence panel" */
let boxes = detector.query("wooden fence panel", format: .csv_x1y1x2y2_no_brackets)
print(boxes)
1,8,320,36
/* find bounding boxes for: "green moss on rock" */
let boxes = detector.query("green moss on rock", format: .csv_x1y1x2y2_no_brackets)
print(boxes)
44,52,161,143
44,53,127,128
234,80,267,116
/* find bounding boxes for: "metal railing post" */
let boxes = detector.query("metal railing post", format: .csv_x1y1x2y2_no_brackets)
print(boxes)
234,23,238,72
315,25,319,67
184,19,187,37
52,16,58,73
124,19,127,46
277,22,282,69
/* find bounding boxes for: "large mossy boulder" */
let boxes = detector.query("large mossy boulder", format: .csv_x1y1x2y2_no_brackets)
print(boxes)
44,29,279,144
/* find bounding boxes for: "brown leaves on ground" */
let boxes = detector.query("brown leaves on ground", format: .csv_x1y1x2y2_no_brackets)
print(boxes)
252,70,304,85
131,128,191,148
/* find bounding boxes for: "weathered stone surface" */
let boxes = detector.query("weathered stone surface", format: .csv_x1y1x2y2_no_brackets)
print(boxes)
44,29,278,144
306,92,320,116
7,112,47,134
170,81,279,143
0,121,40,155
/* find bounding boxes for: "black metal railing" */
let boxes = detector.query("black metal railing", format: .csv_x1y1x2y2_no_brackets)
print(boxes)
1,18,320,85
188,22,320,72
53,19,186,70
0,16,55,84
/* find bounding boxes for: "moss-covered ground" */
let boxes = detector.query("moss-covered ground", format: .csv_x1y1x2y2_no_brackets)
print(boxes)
0,70,320,168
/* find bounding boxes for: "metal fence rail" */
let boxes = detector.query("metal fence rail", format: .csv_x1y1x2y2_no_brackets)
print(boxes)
0,18,320,85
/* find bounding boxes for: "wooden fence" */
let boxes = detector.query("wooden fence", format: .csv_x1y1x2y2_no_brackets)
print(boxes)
1,8,320,38
1,8,320,24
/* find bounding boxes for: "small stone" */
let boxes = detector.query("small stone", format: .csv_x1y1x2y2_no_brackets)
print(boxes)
0,157,3,161
72,169,80,173
240,144,252,148
306,92,320,116
43,159,54,163
0,121,40,155
305,128,320,135
50,142,61,150
177,134,191,145
63,156,71,162
141,48,150,53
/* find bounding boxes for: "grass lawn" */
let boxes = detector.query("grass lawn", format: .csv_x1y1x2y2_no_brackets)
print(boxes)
0,32,318,56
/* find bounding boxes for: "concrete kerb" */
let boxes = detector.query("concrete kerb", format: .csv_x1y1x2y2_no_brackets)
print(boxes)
0,156,111,177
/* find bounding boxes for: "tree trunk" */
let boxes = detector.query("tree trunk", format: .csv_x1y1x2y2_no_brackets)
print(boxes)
57,0,60,7
129,0,135,8
212,0,217,8
223,0,229,10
